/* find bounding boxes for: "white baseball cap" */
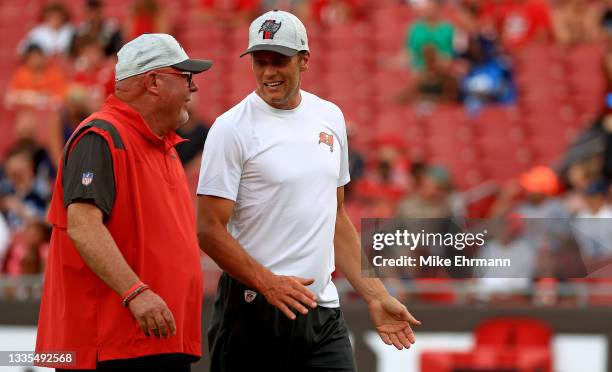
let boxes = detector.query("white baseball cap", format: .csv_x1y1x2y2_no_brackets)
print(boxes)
240,10,309,57
115,33,213,81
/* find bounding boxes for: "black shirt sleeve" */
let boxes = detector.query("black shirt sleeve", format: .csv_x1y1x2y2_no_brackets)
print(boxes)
62,132,115,218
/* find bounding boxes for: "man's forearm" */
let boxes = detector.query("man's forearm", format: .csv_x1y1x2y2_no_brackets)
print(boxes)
334,208,388,304
68,222,140,296
198,223,274,292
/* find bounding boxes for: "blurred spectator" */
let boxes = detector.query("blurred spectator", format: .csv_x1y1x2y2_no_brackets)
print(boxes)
476,216,535,302
198,0,261,28
561,116,607,181
0,146,49,232
2,220,51,276
70,0,123,57
19,2,74,56
453,0,494,55
517,166,568,218
396,45,459,104
405,0,455,71
47,86,93,167
12,110,41,144
360,137,410,195
492,166,568,219
348,147,365,184
71,37,115,110
572,179,612,273
125,0,169,40
460,36,516,112
176,109,209,169
396,165,453,218
564,158,602,214
5,44,67,110
552,0,601,47
480,0,553,49
491,167,570,280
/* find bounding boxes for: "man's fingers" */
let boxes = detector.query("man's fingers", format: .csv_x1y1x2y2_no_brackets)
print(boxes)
137,319,149,337
284,296,309,315
292,280,317,301
401,309,421,326
295,292,317,308
404,326,416,344
276,302,297,320
294,276,315,287
408,313,421,326
153,313,169,338
379,332,392,345
162,308,177,336
396,330,412,349
389,333,403,350
144,317,157,338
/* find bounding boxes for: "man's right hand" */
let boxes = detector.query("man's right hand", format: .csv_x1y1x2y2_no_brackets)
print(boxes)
128,290,177,338
259,275,318,320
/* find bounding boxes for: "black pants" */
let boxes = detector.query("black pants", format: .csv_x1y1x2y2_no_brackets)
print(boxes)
56,353,194,371
208,273,357,372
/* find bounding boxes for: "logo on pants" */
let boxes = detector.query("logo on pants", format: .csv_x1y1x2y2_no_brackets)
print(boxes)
244,290,258,303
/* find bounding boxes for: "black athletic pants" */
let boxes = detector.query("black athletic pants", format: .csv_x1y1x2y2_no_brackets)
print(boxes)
208,273,357,372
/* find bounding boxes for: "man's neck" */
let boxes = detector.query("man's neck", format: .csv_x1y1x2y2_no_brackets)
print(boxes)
115,94,166,138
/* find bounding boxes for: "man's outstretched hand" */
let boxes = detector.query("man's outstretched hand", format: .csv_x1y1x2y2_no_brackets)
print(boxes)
368,295,421,350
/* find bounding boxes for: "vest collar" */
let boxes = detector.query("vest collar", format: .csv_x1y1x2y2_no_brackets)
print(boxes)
103,95,187,152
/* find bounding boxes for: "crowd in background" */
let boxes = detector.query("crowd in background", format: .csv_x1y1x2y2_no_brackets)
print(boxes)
1,0,612,306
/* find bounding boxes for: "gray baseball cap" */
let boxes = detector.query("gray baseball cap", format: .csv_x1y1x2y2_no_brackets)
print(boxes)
240,10,309,57
115,33,213,81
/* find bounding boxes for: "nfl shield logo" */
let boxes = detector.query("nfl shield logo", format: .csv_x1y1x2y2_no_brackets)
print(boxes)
82,172,94,186
244,290,257,303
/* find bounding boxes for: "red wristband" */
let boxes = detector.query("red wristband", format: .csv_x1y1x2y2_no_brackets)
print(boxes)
122,281,144,299
122,284,150,307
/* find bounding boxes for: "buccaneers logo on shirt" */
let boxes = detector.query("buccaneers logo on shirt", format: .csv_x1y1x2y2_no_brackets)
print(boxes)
259,20,282,40
318,132,334,152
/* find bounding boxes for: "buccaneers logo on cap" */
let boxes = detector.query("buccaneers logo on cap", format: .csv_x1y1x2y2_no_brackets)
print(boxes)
259,19,282,40
318,132,334,152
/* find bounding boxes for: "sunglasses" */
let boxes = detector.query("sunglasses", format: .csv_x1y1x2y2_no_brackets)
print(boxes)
155,70,193,87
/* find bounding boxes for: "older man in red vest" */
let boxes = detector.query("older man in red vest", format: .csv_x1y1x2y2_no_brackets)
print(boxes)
36,33,212,372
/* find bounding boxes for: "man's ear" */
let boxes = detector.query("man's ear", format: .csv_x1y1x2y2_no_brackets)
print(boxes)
143,71,160,96
300,52,310,72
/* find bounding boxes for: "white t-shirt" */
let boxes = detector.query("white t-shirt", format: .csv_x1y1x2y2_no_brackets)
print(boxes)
20,24,74,55
197,90,350,308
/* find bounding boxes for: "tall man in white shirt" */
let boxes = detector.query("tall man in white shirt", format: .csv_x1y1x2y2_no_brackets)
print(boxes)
197,10,420,372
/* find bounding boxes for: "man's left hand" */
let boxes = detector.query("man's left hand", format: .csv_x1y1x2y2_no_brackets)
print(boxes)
368,295,420,350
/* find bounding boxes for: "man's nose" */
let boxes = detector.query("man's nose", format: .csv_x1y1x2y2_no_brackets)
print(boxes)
262,65,278,79
190,79,199,92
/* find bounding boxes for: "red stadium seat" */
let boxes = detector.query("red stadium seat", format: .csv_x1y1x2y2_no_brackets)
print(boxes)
421,317,553,372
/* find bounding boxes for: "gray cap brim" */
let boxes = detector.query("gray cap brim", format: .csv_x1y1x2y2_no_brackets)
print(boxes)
172,59,213,73
240,45,300,58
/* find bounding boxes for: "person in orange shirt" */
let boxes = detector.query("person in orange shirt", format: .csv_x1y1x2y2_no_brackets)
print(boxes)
5,44,67,110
